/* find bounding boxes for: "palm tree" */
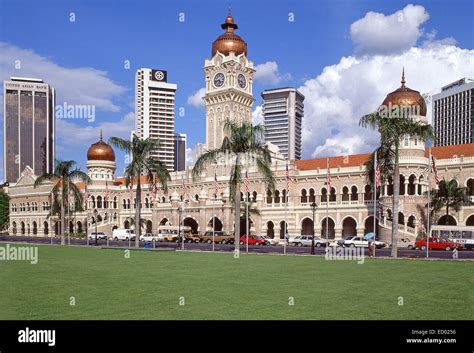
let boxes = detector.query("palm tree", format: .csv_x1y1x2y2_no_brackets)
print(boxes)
34,160,91,245
0,189,10,232
109,134,170,247
360,113,434,257
193,121,275,254
430,178,472,225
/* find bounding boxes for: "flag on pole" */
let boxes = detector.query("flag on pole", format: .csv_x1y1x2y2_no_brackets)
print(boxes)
151,176,158,201
213,172,219,198
431,155,440,185
104,181,109,201
244,171,250,193
83,184,89,209
326,158,332,191
375,164,381,188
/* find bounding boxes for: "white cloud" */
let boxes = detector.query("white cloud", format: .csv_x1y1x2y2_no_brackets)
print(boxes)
252,105,263,125
350,4,429,55
254,61,291,84
299,45,474,158
422,30,457,47
0,42,126,112
185,148,194,166
56,112,135,153
187,87,205,108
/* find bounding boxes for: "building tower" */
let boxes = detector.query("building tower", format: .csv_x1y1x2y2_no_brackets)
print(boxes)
135,68,177,171
262,88,304,160
3,77,55,183
86,130,116,182
204,10,255,150
433,78,474,146
173,133,187,171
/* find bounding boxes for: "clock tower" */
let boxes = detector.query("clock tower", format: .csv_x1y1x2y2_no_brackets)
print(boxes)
204,11,255,150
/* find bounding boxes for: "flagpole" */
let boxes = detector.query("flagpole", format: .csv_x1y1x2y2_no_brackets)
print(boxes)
213,169,216,252
245,170,249,255
284,162,288,255
326,158,329,244
427,148,431,258
373,155,377,257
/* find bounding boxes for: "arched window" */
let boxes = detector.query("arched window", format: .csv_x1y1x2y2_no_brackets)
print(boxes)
351,186,358,201
301,189,307,203
309,188,315,203
329,187,336,202
266,190,272,204
274,190,280,204
97,196,102,209
252,191,257,202
342,186,349,202
321,188,327,203
113,196,117,209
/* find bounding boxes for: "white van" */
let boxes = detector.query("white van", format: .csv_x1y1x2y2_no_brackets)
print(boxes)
112,228,135,241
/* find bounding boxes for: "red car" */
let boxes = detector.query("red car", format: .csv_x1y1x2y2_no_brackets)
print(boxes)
239,235,265,246
415,237,462,251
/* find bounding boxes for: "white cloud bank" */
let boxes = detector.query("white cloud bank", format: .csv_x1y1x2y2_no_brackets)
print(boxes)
187,87,206,108
254,61,291,84
0,42,126,112
300,5,474,158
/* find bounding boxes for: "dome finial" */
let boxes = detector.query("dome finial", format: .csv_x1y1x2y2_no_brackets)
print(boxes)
100,128,103,141
228,5,231,17
401,67,406,88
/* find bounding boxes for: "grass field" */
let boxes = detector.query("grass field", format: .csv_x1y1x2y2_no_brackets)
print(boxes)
1,244,473,320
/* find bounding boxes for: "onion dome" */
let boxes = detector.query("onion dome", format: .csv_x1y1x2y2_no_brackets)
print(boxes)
381,68,427,116
87,130,116,162
211,9,247,57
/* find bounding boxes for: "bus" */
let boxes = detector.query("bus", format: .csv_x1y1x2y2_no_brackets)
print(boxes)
158,225,192,242
430,225,474,250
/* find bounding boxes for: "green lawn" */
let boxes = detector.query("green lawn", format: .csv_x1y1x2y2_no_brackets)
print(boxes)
1,244,473,320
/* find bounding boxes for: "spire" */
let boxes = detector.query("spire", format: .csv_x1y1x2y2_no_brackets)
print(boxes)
228,5,231,17
401,67,406,88
100,129,103,141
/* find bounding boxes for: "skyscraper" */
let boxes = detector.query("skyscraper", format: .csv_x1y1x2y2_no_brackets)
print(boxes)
261,87,304,160
433,78,474,146
135,68,176,171
173,133,186,171
3,77,55,183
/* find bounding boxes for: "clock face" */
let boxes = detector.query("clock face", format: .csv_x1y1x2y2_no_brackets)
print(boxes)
154,71,164,81
238,74,247,88
213,73,225,87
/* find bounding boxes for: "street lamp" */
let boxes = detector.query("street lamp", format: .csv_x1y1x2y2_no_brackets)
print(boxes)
310,201,317,255
93,209,98,246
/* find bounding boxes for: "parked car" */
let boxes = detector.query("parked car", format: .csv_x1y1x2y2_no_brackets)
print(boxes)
184,234,201,243
342,236,386,249
415,237,462,251
289,235,313,247
337,236,354,247
389,237,416,249
200,231,234,244
259,235,279,246
313,236,331,247
239,235,266,245
112,228,135,241
140,233,161,242
88,232,107,240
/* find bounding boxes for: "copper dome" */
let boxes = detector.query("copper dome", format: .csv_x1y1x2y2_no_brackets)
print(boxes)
212,12,247,57
87,130,115,162
381,69,427,116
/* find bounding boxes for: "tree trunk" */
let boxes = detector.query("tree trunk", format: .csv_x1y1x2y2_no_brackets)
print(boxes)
234,181,241,256
60,183,65,245
391,162,400,258
135,176,141,248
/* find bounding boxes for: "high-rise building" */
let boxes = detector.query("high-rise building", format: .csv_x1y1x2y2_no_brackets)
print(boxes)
173,133,186,171
261,87,304,160
204,12,255,150
433,78,474,146
135,68,176,171
3,77,55,183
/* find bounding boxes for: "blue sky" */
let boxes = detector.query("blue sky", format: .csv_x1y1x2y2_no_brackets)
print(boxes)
0,0,473,178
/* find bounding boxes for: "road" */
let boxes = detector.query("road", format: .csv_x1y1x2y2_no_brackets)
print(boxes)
1,235,473,260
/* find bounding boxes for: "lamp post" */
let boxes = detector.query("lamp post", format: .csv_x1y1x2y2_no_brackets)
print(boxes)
310,201,317,255
93,209,98,246
177,205,182,250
